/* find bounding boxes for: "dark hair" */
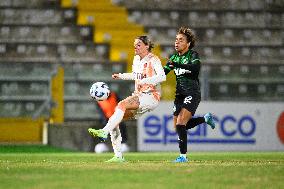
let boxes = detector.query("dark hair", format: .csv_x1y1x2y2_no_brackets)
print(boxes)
178,26,196,49
136,35,154,52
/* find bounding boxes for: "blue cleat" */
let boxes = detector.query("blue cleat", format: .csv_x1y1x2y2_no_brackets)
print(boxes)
204,113,216,129
88,128,108,141
173,155,188,163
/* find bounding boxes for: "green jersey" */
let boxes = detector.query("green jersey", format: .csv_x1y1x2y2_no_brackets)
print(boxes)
164,50,201,95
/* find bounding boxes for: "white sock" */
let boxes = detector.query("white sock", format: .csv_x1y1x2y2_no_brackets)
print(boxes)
180,154,187,158
102,108,124,134
110,127,122,158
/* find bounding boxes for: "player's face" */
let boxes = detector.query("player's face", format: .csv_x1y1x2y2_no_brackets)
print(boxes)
134,39,149,57
175,34,190,55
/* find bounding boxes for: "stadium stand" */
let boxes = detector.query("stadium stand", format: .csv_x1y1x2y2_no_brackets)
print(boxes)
60,0,176,100
0,25,93,43
63,61,131,120
0,62,55,117
0,59,62,142
0,0,283,144
61,0,146,65
0,7,76,25
114,0,283,101
0,0,133,142
0,42,109,62
116,0,284,11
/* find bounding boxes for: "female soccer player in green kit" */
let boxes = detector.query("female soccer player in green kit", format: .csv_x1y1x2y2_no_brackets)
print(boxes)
163,26,216,163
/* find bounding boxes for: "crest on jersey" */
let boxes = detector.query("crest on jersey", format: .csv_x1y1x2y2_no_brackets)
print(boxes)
182,58,189,64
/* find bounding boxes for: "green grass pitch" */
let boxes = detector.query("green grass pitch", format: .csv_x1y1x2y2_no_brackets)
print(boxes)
0,145,283,189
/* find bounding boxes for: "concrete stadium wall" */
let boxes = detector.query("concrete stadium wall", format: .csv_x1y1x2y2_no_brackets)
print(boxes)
48,120,137,152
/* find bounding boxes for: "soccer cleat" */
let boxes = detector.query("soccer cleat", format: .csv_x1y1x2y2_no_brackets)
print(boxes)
88,128,108,141
173,156,188,163
204,113,216,129
105,156,125,163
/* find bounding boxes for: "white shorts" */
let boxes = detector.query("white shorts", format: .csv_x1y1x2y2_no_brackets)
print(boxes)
134,92,159,119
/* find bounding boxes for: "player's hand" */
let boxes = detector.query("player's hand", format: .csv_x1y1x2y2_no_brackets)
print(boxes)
166,58,177,68
136,80,144,91
112,73,120,79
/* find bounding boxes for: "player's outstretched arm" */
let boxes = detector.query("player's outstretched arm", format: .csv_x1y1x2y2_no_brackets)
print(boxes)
112,73,120,79
112,73,135,80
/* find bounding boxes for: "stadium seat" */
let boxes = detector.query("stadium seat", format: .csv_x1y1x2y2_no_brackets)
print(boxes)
257,84,267,94
0,42,110,62
0,0,58,8
64,101,101,120
0,8,77,25
0,25,93,43
63,62,126,80
116,0,283,11
0,61,55,118
277,84,284,94
58,43,110,62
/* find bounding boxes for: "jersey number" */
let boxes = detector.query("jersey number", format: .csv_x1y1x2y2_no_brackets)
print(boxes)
184,96,192,104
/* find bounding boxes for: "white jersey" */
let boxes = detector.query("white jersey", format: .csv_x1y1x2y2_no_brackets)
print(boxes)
132,53,166,100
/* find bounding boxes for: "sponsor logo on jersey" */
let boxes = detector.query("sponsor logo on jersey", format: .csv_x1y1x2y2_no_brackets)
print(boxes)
133,72,146,80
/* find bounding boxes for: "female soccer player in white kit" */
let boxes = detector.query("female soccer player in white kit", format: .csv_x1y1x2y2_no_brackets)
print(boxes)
88,36,166,162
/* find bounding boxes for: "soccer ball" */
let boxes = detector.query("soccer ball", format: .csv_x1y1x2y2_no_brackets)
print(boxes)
90,82,110,101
